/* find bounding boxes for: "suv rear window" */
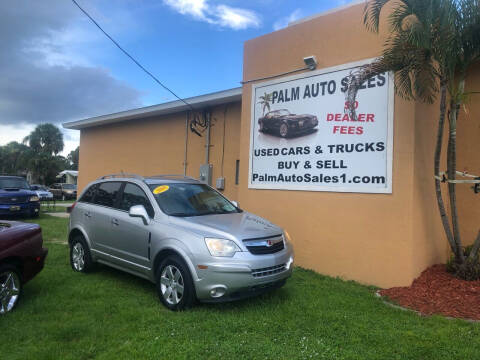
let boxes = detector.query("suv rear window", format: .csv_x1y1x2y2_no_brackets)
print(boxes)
94,182,122,208
79,184,97,203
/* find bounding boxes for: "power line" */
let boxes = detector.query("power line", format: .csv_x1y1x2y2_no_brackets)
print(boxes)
70,0,195,111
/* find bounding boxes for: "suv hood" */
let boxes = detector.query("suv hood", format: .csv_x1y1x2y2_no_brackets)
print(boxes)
168,211,283,241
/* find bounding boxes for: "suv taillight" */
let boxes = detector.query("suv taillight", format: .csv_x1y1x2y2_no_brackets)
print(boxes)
67,202,76,214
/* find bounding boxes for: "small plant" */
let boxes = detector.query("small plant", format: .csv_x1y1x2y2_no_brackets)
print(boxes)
446,246,480,280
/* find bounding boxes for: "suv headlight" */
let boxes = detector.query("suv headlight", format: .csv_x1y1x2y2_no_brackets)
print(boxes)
204,238,241,257
283,231,292,244
29,196,40,202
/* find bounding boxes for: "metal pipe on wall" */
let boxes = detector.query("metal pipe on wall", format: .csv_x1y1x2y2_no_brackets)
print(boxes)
205,111,211,164
183,112,189,175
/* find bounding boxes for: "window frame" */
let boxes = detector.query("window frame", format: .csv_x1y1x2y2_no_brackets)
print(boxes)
117,181,156,218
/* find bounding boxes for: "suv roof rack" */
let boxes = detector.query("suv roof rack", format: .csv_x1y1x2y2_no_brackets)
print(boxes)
98,173,144,180
147,174,198,181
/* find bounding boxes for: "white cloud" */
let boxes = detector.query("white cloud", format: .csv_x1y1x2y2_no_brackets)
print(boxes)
216,5,261,30
162,0,261,30
163,0,211,21
273,9,303,31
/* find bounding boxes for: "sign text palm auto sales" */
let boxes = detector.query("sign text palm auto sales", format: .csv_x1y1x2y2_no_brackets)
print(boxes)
249,62,394,193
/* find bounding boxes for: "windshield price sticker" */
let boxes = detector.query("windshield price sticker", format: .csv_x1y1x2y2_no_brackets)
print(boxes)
249,61,394,194
153,185,169,194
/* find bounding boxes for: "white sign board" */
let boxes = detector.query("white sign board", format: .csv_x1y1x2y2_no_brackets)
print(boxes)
249,60,394,193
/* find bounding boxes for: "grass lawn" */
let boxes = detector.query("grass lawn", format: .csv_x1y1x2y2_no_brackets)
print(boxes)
40,205,69,213
1,214,479,359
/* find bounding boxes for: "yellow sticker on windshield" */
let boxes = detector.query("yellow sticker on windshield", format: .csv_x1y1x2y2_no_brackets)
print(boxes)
153,185,169,194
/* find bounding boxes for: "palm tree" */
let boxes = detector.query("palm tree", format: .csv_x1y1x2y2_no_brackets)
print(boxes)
345,0,480,279
258,92,272,115
23,123,64,156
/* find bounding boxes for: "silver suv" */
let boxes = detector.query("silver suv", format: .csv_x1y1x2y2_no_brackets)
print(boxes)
68,174,294,310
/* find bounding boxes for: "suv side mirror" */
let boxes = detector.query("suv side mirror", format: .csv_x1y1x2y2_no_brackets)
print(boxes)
129,205,151,225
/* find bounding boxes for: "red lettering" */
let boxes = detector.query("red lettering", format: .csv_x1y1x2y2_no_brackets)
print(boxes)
333,126,341,133
344,101,359,110
335,113,341,121
367,114,375,122
327,113,334,121
358,114,365,122
356,127,364,135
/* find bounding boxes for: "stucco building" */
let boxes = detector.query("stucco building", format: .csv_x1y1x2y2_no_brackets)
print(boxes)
63,2,479,288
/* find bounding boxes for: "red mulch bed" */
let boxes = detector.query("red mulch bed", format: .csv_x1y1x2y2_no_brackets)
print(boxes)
379,264,480,321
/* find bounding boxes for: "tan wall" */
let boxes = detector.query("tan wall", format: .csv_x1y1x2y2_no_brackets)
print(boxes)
238,2,479,287
457,65,480,246
78,102,242,200
76,2,479,289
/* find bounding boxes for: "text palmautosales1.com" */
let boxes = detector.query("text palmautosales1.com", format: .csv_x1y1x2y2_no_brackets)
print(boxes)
252,173,386,185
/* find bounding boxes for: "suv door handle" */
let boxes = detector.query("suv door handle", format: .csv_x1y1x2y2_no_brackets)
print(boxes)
111,218,119,226
84,212,92,218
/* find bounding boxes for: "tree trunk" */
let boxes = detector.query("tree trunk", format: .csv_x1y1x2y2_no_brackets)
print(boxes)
467,230,480,264
447,79,466,263
434,84,457,256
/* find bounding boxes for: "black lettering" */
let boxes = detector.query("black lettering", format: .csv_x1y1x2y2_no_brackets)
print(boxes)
303,85,311,99
328,80,336,94
341,77,348,92
291,87,300,101
272,91,278,104
377,73,386,87
376,142,385,151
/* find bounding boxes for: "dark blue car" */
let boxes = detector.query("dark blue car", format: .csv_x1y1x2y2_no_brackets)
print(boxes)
0,176,40,218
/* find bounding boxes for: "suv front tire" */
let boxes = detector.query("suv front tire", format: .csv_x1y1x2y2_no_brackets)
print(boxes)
156,255,195,311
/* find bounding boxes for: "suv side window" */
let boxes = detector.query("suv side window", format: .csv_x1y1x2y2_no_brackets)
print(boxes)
119,183,154,218
79,184,97,204
94,182,122,208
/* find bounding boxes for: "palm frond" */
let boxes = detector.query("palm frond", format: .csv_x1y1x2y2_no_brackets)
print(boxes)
363,0,393,32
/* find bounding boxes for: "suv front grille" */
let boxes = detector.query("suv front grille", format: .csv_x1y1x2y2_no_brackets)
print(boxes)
0,196,29,205
252,264,286,278
243,234,284,255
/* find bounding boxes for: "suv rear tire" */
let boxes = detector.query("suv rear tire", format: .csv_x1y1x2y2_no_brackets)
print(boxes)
70,235,94,273
156,255,195,311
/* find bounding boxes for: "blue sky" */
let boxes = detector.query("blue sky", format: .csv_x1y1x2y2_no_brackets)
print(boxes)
0,0,354,154
79,0,354,105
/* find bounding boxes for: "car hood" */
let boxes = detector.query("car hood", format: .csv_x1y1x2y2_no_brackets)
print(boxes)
168,211,283,242
0,188,36,197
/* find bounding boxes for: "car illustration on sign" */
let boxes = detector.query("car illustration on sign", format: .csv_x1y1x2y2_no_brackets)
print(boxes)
258,109,318,138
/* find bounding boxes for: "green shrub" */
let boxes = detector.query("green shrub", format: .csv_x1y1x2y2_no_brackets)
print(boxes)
446,246,480,280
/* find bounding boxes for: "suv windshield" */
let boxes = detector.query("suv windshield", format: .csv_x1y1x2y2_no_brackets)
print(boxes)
62,184,76,189
149,183,239,217
0,177,30,190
